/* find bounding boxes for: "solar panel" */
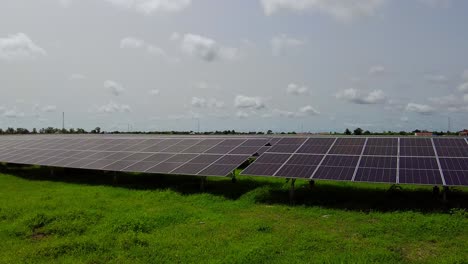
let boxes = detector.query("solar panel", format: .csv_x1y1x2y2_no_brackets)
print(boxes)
1,135,467,186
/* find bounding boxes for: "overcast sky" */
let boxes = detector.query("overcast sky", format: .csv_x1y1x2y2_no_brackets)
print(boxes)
1,0,467,133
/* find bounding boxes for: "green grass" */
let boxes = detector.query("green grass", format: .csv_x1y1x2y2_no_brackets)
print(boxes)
0,165,467,263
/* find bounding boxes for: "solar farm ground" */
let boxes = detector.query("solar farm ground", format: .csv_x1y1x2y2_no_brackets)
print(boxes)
0,166,467,263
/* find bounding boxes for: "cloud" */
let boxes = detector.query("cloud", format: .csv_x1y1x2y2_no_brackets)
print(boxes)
97,101,131,113
400,116,409,122
149,89,160,96
336,88,387,104
424,74,448,83
69,73,86,80
104,0,191,14
260,0,386,21
191,97,225,109
58,0,73,7
236,111,250,119
458,82,468,93
180,34,239,62
104,80,125,96
120,37,145,49
462,69,468,81
234,95,266,110
405,103,435,115
3,109,25,118
429,94,468,112
0,33,46,61
299,105,320,115
417,0,451,8
271,35,303,56
286,83,310,95
368,65,385,75
42,105,57,112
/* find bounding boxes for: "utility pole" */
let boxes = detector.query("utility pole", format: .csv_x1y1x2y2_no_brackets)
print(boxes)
197,119,200,134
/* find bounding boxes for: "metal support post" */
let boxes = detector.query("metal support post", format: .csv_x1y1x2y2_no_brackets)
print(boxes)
289,178,296,205
200,176,207,192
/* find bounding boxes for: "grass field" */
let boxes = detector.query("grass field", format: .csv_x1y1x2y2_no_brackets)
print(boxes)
0,165,467,263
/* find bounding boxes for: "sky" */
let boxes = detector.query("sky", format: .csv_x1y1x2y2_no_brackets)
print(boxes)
0,0,468,133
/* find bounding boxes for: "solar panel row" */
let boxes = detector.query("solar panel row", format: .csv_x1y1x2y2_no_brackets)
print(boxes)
0,136,467,186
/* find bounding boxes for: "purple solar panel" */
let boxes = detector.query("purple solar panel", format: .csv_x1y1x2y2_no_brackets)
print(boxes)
267,144,302,153
204,145,237,154
399,157,439,170
400,138,432,147
296,145,330,154
217,139,246,146
241,163,283,176
285,154,323,166
188,154,222,164
229,146,262,155
313,166,356,181
443,171,468,186
439,158,468,171
328,145,364,155
142,153,174,163
354,168,396,183
164,154,198,163
276,138,307,145
182,145,216,154
399,169,443,185
358,156,397,169
399,147,435,157
435,147,468,157
321,155,360,167
171,163,208,175
122,161,159,173
66,159,95,169
334,138,366,146
302,138,335,146
102,160,137,171
366,138,398,146
275,165,317,178
363,146,397,156
121,152,155,161
240,139,270,146
254,153,291,164
83,159,120,170
198,164,238,176
213,155,250,165
256,146,271,155
146,162,184,174
433,138,467,147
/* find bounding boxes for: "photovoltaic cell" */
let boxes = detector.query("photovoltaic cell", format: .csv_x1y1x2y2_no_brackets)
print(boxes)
147,162,184,174
354,168,396,183
399,147,435,157
275,165,317,178
399,157,439,170
443,171,468,186
267,144,302,153
242,163,283,176
399,169,442,185
439,158,468,171
313,166,356,181
358,156,397,169
254,153,291,164
400,138,432,147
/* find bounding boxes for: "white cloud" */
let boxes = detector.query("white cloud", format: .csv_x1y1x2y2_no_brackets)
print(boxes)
462,69,468,81
147,45,166,57
368,65,385,75
120,37,145,49
424,74,448,83
180,34,239,62
405,103,435,115
42,105,57,112
260,0,386,21
3,109,25,118
191,97,225,109
97,101,131,113
336,88,387,104
69,73,86,80
104,80,125,96
429,94,468,112
236,111,250,119
271,35,303,56
58,0,73,7
104,0,191,14
0,33,46,61
299,105,320,115
234,95,266,110
400,116,409,122
149,89,160,96
458,82,468,93
286,83,310,95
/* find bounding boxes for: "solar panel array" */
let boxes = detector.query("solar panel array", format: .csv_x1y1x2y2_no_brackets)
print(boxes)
0,135,467,186
242,137,468,187
0,136,271,177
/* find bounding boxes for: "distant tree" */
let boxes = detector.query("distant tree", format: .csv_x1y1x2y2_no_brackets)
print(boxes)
267,130,273,135
91,127,101,134
0,129,3,134
399,131,407,135
344,128,351,135
69,128,75,134
353,128,363,135
32,128,37,134
16,128,29,134
76,128,86,134
363,130,371,135
6,127,15,134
